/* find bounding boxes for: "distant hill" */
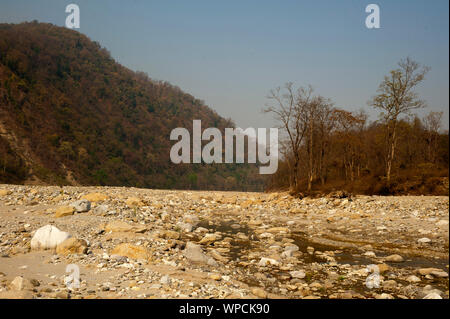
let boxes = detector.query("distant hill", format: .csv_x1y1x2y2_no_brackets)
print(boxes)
0,22,265,191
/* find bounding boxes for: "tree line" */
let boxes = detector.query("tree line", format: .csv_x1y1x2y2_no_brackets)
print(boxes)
264,58,449,195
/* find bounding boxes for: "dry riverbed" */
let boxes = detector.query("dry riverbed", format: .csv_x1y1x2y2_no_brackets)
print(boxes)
0,185,448,299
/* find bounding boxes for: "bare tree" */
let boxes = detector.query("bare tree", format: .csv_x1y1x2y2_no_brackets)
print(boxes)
332,109,367,182
369,57,430,183
303,93,333,191
316,102,336,185
263,83,310,190
264,84,333,192
423,111,443,163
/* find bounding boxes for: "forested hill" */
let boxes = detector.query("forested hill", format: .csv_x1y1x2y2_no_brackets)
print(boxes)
0,22,265,190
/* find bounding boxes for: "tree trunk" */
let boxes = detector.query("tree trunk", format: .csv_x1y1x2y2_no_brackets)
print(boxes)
386,121,397,184
307,120,314,192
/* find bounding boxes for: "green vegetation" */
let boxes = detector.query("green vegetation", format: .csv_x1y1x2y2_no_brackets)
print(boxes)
0,22,265,191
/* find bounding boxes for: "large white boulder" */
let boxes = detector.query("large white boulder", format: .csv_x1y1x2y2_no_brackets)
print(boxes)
30,225,71,250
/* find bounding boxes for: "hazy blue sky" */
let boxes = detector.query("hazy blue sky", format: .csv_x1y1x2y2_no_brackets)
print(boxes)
1,0,448,130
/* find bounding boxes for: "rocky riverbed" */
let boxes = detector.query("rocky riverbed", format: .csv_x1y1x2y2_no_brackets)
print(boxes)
0,185,448,299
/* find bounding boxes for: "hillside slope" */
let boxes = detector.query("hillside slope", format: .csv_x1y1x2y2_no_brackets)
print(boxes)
0,22,264,190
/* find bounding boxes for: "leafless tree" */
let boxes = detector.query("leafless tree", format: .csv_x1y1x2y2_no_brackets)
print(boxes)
423,111,443,163
369,57,430,183
264,84,333,191
263,83,310,190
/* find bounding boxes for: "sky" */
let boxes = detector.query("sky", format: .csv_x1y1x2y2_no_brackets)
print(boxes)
0,0,449,131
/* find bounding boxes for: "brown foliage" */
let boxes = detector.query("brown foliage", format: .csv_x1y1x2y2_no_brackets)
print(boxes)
0,22,265,190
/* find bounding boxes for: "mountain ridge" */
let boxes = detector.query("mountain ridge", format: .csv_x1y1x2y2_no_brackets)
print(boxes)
0,22,265,191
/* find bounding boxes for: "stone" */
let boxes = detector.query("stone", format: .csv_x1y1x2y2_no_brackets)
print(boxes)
382,280,397,290
71,199,91,212
29,279,40,287
363,251,376,257
417,237,431,244
208,273,222,281
0,189,12,196
105,220,147,233
160,275,171,285
284,245,300,252
81,192,109,202
267,227,289,233
56,238,88,255
384,254,404,262
9,276,31,291
199,233,220,245
176,222,193,232
377,264,390,273
111,243,151,261
31,225,71,250
251,288,267,299
418,268,442,276
184,215,200,226
422,285,443,297
209,250,229,263
423,292,442,299
430,270,448,278
290,270,306,279
125,197,144,207
159,230,180,240
184,242,209,264
195,227,209,233
94,204,109,215
406,275,421,283
258,257,279,267
55,291,69,299
55,206,75,218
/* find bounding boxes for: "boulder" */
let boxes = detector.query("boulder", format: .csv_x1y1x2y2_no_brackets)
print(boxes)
176,222,193,232
30,225,71,250
71,199,91,213
56,237,88,255
55,206,75,218
0,189,12,196
105,220,146,233
418,268,437,275
258,257,279,267
423,292,442,299
111,243,151,261
384,254,404,263
198,233,220,245
251,288,267,298
9,276,32,291
184,242,210,264
377,263,391,273
81,192,109,202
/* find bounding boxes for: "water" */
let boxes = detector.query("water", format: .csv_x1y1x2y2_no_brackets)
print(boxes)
190,219,449,296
